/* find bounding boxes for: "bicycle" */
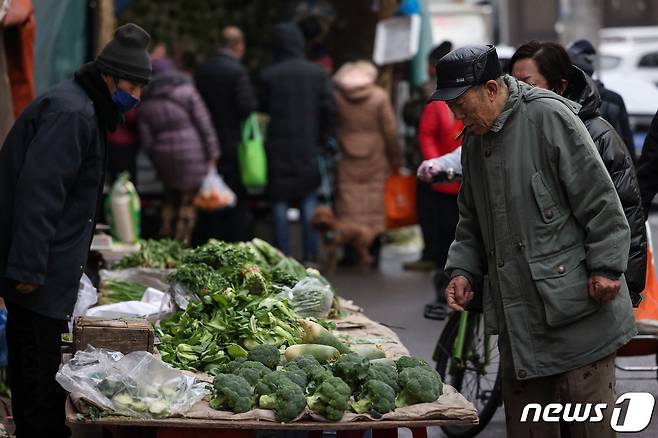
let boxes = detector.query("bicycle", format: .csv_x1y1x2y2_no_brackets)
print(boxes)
432,305,503,437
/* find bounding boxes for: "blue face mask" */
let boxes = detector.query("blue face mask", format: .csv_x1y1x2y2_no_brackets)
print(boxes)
112,89,140,113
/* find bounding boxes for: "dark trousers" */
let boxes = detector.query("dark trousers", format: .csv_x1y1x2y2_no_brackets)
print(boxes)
417,186,459,300
417,185,459,268
5,301,70,438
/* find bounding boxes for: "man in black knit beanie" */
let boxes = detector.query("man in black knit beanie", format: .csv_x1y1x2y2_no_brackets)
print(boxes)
0,23,151,437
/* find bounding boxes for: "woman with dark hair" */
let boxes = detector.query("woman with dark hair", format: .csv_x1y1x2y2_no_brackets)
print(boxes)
510,41,647,307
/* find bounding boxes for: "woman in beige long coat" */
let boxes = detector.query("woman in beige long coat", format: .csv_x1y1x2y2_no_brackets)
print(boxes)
333,61,402,234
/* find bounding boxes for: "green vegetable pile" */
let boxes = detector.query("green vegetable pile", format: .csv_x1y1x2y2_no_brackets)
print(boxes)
99,279,147,304
112,239,185,269
156,239,335,372
207,353,443,422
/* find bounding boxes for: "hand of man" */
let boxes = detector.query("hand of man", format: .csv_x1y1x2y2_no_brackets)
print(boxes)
587,276,621,303
417,158,443,183
16,283,39,294
445,275,474,311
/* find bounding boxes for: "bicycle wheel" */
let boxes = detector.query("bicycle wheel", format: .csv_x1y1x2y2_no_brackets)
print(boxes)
433,311,502,438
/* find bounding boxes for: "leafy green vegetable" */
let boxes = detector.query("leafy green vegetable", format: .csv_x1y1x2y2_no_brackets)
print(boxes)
168,263,229,296
99,280,147,304
113,239,185,269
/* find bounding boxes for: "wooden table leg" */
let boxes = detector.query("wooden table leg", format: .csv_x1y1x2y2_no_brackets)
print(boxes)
410,427,428,438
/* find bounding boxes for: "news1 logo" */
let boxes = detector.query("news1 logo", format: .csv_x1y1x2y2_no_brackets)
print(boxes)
520,392,655,432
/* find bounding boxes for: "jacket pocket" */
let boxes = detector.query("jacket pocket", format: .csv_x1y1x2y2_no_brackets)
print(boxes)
481,275,499,335
530,171,560,223
529,245,600,328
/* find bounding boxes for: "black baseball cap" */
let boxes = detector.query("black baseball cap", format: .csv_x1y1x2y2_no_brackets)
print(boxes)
429,45,502,101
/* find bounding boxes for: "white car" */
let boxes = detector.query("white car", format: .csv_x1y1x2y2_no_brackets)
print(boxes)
597,28,658,128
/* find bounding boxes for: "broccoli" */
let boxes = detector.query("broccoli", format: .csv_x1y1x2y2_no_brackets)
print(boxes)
332,353,370,391
222,357,247,374
366,362,399,393
254,371,306,422
306,376,351,421
395,367,443,408
231,360,272,386
395,356,432,372
209,374,254,413
247,344,281,370
351,380,396,418
284,355,326,382
280,363,308,389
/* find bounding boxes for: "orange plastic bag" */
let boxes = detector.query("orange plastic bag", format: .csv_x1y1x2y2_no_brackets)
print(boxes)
635,224,658,321
384,174,417,229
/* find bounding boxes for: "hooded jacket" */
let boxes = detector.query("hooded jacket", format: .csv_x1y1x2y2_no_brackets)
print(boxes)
138,67,220,191
565,66,647,303
332,61,402,232
446,76,636,380
259,23,335,201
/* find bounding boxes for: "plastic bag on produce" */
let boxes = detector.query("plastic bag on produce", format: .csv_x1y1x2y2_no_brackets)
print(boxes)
70,274,99,331
100,268,174,292
56,346,209,418
277,276,334,319
193,168,236,210
169,282,201,311
85,287,173,321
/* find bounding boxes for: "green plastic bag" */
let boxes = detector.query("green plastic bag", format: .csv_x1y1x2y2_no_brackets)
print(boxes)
238,113,267,189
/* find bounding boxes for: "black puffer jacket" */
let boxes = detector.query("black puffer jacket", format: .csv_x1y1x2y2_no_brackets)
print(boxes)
566,66,647,304
259,23,336,201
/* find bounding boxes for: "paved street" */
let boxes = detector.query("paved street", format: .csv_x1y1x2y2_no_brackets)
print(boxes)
329,212,658,437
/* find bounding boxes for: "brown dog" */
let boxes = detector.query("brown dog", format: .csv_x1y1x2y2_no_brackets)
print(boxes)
311,205,378,274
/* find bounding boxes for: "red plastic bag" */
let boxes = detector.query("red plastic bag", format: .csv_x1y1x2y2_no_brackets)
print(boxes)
384,174,417,229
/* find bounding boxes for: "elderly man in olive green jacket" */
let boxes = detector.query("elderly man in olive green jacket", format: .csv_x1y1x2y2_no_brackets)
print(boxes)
427,46,636,437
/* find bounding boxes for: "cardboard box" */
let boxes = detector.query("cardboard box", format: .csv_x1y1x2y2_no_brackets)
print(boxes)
73,316,154,354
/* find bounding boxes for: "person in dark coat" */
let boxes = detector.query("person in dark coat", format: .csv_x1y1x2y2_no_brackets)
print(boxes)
139,57,220,245
259,22,336,262
637,111,658,217
567,39,636,162
510,41,647,306
0,24,151,437
194,26,256,244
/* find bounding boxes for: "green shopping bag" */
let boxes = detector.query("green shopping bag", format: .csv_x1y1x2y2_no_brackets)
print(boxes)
238,113,268,189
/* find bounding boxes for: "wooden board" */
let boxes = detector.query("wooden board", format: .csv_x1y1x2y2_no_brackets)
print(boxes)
65,398,478,430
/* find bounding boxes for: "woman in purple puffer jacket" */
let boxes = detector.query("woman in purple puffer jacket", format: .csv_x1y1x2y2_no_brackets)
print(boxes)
138,56,220,244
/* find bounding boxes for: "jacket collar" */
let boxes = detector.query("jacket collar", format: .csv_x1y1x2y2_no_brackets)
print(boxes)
489,75,522,133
